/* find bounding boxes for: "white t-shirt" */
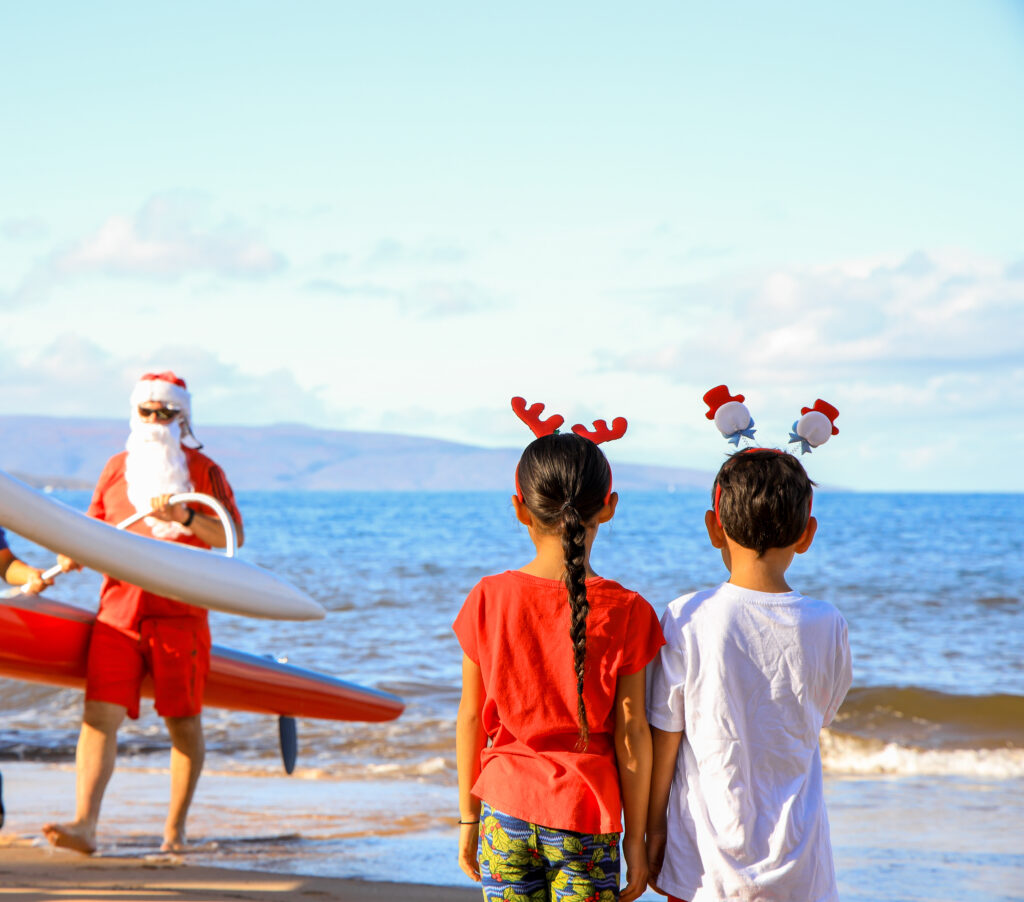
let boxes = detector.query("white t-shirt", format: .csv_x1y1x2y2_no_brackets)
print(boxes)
647,582,852,902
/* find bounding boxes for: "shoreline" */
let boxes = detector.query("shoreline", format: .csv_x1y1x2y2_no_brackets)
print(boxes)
0,837,481,902
1,760,1021,901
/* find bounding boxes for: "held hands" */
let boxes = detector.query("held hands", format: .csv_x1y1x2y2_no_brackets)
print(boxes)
458,821,481,882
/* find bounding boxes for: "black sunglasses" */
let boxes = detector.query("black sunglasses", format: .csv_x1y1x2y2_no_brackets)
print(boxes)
138,406,180,421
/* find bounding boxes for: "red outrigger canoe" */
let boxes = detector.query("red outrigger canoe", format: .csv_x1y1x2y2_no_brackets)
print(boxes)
0,594,404,723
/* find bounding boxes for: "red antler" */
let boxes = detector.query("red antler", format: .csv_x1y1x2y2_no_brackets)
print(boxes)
511,396,564,438
571,417,628,444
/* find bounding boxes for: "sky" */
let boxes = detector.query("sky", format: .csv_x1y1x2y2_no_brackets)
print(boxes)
1,1,1022,492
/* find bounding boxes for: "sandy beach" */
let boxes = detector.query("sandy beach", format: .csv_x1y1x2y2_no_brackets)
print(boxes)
0,837,481,902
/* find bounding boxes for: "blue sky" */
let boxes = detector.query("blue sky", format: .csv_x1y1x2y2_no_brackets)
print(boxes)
1,1,1022,491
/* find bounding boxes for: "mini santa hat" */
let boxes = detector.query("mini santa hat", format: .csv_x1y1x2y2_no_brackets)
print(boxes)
800,399,840,435
790,399,840,453
703,384,755,445
129,371,202,448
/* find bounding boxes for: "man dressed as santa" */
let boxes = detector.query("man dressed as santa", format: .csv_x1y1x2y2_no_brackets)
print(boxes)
43,371,244,855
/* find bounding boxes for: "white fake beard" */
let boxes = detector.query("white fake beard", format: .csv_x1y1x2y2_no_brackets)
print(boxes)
124,419,194,539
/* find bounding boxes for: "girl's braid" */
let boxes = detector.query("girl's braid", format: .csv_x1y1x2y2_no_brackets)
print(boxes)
561,502,590,749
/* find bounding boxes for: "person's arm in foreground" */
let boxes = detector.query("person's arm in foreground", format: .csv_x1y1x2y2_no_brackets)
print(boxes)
647,725,683,895
456,654,487,883
615,668,652,902
0,548,48,593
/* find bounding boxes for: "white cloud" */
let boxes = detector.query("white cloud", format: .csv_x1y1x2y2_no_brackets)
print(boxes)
0,335,333,426
56,194,286,280
302,277,499,318
363,237,470,268
606,251,1024,384
0,195,287,306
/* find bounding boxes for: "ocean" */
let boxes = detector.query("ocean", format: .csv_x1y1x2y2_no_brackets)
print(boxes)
2,490,1023,901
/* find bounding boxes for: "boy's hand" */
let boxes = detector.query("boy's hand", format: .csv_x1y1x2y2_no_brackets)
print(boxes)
620,832,649,902
458,822,481,883
647,825,668,894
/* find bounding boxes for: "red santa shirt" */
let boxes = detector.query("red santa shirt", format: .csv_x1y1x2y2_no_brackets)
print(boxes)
87,448,243,633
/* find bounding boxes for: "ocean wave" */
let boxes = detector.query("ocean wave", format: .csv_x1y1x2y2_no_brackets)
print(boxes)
832,685,1024,750
820,729,1024,777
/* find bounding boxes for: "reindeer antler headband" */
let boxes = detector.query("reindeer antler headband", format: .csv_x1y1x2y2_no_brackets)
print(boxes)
703,384,839,525
511,396,627,504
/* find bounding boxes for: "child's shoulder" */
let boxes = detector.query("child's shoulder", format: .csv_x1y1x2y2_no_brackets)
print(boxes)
662,583,728,621
589,576,647,604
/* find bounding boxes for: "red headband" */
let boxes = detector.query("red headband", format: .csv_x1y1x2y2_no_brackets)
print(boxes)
511,397,626,505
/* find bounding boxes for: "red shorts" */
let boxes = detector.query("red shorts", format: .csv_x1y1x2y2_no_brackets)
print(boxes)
85,618,211,719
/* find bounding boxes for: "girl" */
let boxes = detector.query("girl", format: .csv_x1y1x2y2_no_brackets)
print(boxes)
454,399,664,902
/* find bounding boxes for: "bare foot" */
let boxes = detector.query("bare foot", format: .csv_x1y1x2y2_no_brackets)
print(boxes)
161,831,186,853
42,822,97,855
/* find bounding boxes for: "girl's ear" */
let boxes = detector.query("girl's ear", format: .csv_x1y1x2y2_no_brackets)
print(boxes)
596,491,618,524
512,494,534,527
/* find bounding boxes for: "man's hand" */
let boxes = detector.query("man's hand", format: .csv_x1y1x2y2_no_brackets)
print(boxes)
57,554,82,573
149,494,189,523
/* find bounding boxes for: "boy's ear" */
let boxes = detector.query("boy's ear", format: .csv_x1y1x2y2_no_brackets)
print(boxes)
794,515,817,554
705,509,726,549
596,491,618,524
512,494,534,527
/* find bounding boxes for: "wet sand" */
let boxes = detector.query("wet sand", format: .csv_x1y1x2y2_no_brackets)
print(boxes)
2,761,1022,901
0,837,480,902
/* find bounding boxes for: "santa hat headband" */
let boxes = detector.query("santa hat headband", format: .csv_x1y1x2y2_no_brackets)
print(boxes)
703,384,839,525
511,396,626,505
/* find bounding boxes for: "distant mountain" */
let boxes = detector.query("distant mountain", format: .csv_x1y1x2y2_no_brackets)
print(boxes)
0,416,714,493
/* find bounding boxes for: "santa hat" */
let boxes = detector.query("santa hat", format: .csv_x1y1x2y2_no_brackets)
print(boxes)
129,371,202,448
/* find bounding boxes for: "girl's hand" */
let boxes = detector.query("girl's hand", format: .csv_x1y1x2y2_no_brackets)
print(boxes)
458,822,481,882
620,832,649,902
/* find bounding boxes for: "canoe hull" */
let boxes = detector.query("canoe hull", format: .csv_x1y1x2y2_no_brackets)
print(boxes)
0,596,403,722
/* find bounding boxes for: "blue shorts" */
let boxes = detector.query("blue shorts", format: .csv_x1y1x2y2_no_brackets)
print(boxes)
478,801,621,901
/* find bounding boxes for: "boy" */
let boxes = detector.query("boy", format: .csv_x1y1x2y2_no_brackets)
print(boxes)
646,449,852,901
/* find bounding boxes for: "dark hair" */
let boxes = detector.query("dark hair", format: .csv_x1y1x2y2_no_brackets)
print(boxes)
713,449,815,555
517,433,611,749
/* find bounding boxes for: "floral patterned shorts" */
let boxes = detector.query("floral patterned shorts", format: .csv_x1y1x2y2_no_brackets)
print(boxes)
477,801,621,902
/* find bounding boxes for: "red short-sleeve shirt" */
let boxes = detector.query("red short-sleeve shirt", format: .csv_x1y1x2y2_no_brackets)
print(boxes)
453,570,665,834
87,448,243,633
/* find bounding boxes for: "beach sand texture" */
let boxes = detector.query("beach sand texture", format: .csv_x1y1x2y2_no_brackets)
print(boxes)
0,839,479,902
